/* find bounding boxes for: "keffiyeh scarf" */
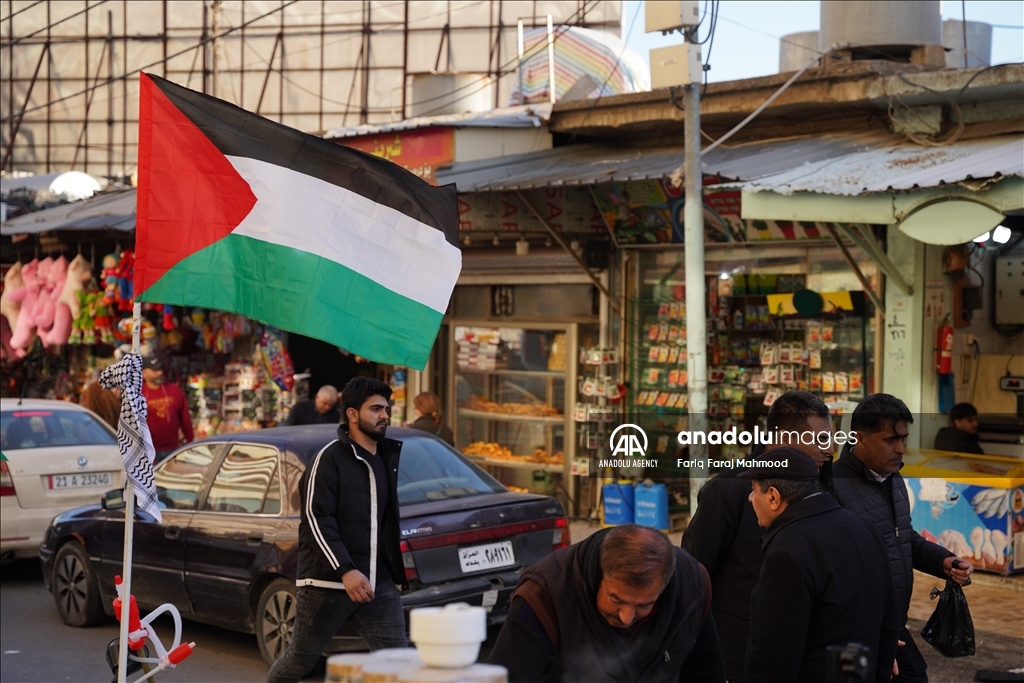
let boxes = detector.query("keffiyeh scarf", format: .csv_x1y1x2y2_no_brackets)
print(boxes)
100,353,161,522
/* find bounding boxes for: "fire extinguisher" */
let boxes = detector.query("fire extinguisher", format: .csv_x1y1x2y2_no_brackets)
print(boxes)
935,316,954,375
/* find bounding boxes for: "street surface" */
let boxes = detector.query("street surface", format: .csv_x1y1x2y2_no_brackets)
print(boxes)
3,538,1022,683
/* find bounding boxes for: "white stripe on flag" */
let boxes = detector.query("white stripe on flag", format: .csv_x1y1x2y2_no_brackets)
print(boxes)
227,156,462,315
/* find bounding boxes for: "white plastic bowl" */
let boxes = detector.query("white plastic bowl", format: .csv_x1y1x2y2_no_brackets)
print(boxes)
409,603,487,669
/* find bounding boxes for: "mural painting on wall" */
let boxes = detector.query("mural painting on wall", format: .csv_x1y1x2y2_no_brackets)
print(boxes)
458,187,608,235
591,181,830,245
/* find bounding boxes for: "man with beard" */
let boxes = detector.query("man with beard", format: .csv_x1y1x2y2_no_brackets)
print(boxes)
680,390,835,682
267,377,407,683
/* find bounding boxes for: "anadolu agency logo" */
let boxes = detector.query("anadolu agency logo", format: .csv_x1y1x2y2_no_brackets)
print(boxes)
609,424,648,457
601,424,658,468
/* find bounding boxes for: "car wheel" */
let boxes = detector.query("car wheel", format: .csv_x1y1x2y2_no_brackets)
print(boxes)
52,542,103,627
256,577,297,666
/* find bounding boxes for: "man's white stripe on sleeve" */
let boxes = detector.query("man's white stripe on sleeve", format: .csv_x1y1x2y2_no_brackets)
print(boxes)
306,440,340,571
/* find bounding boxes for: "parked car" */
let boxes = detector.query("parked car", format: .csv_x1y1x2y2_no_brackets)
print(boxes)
40,425,569,664
1,399,125,563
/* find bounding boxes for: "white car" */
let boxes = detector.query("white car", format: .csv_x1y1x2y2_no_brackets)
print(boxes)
1,399,124,562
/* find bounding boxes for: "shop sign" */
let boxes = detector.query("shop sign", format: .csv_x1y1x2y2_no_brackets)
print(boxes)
458,188,608,235
589,180,833,245
335,127,454,185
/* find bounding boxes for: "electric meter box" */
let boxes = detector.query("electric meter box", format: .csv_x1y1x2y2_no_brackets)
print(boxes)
646,1,701,33
995,258,1024,325
650,43,703,88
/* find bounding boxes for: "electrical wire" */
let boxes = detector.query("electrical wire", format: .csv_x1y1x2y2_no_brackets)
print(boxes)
564,0,644,145
0,0,299,124
0,1,45,24
1,1,110,47
233,0,598,117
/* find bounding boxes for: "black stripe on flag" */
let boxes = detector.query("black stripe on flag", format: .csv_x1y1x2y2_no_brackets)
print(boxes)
145,73,459,248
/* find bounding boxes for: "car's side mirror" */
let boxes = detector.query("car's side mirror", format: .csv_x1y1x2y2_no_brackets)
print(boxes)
102,488,125,510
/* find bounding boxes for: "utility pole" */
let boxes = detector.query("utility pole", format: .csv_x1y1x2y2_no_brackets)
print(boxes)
646,1,708,507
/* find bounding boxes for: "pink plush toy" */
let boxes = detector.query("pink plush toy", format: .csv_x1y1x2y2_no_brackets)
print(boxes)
0,261,24,332
36,255,67,336
42,256,72,347
48,254,92,347
8,259,41,352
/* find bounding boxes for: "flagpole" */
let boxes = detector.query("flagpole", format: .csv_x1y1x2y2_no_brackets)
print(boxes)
117,302,142,683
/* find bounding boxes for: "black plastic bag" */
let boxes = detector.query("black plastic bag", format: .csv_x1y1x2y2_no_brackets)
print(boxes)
920,579,975,657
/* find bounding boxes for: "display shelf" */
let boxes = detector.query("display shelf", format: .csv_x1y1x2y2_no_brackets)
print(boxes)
456,368,565,378
465,454,563,472
459,408,565,424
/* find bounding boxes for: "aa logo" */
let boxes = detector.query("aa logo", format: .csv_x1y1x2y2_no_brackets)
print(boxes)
609,424,648,458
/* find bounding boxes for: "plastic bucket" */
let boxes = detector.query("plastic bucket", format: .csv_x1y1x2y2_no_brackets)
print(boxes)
634,482,670,532
602,482,635,526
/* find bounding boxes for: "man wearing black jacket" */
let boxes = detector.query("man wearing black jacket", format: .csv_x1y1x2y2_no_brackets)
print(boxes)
833,394,974,683
741,449,896,682
267,377,407,683
680,390,835,682
488,524,724,682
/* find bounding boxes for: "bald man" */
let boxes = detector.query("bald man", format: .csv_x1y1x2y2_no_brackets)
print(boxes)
285,385,341,426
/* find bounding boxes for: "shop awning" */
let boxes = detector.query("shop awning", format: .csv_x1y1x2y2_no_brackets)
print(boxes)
1,188,136,235
731,134,1024,196
435,130,901,192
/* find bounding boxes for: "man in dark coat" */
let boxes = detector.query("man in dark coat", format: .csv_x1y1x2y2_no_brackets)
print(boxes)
934,402,984,454
833,394,974,683
488,524,725,682
680,390,837,682
267,377,407,683
284,384,341,425
741,448,897,683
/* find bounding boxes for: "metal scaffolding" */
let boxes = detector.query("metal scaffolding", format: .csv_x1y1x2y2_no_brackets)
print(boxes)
2,0,621,178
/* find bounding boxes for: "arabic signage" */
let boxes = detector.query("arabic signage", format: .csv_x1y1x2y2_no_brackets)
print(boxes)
458,187,608,235
335,127,454,185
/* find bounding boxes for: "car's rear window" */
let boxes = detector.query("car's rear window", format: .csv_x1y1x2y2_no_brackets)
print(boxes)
1,409,116,450
397,437,505,505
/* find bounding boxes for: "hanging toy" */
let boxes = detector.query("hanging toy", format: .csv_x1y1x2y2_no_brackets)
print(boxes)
93,298,115,345
116,250,135,312
102,253,120,306
162,305,175,331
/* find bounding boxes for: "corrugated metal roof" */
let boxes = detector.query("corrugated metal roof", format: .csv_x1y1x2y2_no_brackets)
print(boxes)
323,104,553,140
736,135,1024,196
436,130,902,192
1,189,136,235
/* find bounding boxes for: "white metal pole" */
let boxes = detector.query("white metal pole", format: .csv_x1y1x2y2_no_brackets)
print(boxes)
117,302,142,683
517,20,525,105
546,15,556,104
683,40,709,507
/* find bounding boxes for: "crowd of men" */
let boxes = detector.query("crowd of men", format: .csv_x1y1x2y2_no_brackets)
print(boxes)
271,379,975,683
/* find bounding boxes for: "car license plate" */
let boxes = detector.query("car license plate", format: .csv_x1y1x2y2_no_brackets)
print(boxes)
458,541,515,573
48,472,113,489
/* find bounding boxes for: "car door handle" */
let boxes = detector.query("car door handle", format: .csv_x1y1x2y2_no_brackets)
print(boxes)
246,531,264,546
165,526,181,540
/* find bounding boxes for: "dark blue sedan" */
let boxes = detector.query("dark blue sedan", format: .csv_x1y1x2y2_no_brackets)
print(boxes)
40,425,569,665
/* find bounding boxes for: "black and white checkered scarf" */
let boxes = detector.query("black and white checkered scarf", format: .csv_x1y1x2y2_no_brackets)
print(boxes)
100,353,161,522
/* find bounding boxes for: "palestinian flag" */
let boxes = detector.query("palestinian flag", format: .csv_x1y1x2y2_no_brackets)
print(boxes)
135,73,460,369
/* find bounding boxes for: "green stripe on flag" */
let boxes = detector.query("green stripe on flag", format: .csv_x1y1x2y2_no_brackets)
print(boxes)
139,233,442,368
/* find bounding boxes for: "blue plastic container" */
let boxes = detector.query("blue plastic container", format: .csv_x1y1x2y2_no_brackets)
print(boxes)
602,482,635,526
634,482,670,532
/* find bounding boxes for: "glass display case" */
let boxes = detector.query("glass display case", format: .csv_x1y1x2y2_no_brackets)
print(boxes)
448,322,579,505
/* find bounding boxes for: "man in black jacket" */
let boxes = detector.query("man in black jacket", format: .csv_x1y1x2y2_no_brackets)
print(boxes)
833,394,974,683
741,449,896,682
488,524,725,682
284,384,341,425
267,377,407,683
680,390,836,682
934,402,984,454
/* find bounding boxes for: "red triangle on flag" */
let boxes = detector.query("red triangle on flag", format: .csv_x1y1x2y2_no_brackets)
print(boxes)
135,72,257,296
